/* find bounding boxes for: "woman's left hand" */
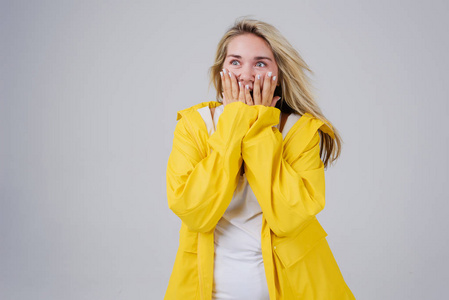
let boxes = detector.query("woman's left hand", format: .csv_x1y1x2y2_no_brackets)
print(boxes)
249,72,281,107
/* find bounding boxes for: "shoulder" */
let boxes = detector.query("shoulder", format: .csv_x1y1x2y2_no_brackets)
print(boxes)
288,112,334,138
173,101,222,141
283,113,334,154
176,101,222,121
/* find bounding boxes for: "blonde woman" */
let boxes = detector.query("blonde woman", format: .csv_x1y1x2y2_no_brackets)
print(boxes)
165,18,355,300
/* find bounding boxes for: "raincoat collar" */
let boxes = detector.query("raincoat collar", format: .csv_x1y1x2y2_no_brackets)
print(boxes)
176,101,335,139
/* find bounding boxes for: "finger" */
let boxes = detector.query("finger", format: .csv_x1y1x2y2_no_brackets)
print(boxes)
229,71,239,100
220,71,225,102
245,84,253,105
270,74,278,102
220,70,227,105
253,74,262,105
238,82,245,103
270,96,281,107
261,72,274,106
222,68,231,105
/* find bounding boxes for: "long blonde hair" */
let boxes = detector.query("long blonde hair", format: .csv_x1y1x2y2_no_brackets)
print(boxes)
209,17,342,168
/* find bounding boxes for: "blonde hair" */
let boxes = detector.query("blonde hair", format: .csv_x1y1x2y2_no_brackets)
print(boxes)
209,17,342,168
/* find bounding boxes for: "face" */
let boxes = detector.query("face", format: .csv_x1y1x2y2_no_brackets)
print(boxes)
224,33,278,92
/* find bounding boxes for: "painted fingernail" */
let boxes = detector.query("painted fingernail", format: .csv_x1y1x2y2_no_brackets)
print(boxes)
220,71,223,77
268,72,272,77
257,74,260,80
222,69,226,74
246,84,249,89
238,82,241,87
229,72,232,78
273,76,276,81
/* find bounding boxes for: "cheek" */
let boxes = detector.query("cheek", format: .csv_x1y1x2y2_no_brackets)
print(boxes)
260,67,277,78
227,65,240,74
267,64,279,75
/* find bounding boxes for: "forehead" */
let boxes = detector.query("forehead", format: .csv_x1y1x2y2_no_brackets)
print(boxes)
226,34,274,58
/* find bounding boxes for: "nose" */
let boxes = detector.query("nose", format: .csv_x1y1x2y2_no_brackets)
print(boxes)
237,65,255,88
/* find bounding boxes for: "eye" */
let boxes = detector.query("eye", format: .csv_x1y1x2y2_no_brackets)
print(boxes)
230,60,240,66
255,62,266,67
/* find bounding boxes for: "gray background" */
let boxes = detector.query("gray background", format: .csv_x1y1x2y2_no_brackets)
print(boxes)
1,0,448,299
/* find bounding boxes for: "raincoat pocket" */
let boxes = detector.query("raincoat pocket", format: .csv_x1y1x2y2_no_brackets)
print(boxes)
166,224,200,299
179,224,198,254
273,220,355,299
273,219,327,268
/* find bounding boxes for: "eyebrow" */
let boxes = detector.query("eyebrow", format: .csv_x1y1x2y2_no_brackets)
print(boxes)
226,54,273,61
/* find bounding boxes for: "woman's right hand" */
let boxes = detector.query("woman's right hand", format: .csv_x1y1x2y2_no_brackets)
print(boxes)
220,68,252,107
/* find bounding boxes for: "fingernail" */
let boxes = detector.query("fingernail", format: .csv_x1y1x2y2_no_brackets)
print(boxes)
273,76,276,81
268,72,272,77
222,69,226,74
246,84,249,89
238,82,241,87
257,74,260,80
220,71,223,77
229,72,232,78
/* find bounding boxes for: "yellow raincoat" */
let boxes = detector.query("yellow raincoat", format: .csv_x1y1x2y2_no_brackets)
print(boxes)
165,101,355,299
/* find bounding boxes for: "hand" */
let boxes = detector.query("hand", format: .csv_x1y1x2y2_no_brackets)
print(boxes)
220,68,252,107
251,72,281,107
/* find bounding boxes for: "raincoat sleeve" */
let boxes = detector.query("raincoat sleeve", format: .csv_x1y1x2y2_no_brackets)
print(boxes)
167,101,258,233
242,106,333,237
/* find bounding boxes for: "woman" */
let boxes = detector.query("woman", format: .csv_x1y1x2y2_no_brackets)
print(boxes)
165,18,355,300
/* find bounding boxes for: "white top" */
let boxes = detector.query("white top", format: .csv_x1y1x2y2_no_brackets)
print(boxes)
197,104,300,300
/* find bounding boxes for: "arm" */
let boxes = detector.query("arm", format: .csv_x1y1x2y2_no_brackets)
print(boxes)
166,101,258,233
242,106,333,237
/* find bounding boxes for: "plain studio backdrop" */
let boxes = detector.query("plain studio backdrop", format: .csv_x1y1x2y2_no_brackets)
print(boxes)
1,0,448,299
